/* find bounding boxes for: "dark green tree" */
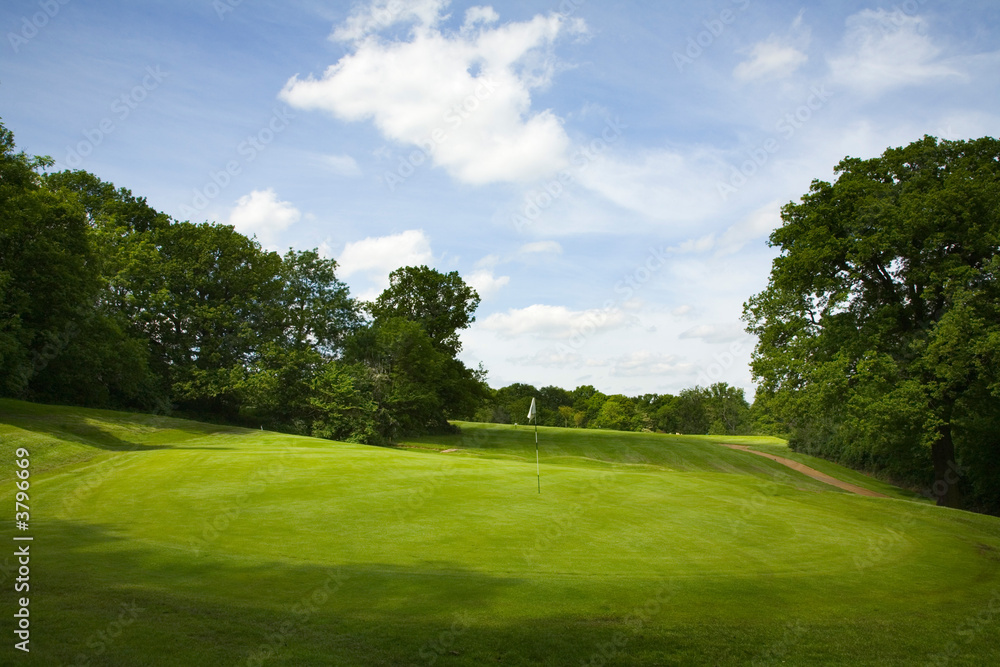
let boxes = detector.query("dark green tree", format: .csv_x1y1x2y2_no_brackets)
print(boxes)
277,249,357,354
493,383,539,425
646,394,681,433
369,265,480,354
571,385,606,428
139,222,283,416
675,387,710,434
538,385,573,426
0,124,97,397
744,136,1000,510
590,394,643,431
705,382,751,435
308,361,381,444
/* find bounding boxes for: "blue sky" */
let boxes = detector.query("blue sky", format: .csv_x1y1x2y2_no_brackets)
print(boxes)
3,0,999,397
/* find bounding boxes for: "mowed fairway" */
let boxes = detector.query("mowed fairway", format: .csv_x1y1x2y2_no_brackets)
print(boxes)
3,400,1000,665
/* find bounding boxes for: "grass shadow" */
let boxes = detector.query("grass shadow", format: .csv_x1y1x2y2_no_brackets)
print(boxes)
0,398,240,452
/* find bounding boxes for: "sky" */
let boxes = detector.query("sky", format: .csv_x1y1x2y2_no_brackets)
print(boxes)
2,0,999,398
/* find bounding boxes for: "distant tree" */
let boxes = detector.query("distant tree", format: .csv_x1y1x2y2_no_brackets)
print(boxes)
539,385,572,426
591,394,641,431
705,382,751,435
744,136,1000,510
571,385,607,428
557,405,577,428
675,388,710,434
495,383,538,424
649,394,680,433
40,169,174,409
473,386,510,424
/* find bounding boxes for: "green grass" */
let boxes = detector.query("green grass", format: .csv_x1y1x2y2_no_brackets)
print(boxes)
3,399,999,665
728,438,930,502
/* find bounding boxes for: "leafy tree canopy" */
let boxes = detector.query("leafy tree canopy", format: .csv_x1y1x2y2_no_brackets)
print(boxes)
369,265,480,354
744,135,1000,510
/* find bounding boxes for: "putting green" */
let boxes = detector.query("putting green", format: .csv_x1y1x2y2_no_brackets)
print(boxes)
2,399,999,665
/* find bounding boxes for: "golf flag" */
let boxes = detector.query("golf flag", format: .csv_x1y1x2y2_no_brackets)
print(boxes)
528,398,539,493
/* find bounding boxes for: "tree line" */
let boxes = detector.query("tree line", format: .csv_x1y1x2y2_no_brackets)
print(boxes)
475,382,753,435
0,119,764,446
0,120,486,444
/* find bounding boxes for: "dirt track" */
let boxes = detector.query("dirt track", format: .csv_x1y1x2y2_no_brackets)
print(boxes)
719,444,890,498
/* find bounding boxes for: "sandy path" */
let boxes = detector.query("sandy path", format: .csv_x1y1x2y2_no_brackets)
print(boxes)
718,444,890,498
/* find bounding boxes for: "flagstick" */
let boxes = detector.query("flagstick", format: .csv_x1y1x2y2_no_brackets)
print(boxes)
528,397,540,493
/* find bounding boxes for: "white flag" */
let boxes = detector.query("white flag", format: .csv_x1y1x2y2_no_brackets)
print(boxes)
527,397,537,421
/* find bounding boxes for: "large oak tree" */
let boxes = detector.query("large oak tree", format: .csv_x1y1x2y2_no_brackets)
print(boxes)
744,136,1000,510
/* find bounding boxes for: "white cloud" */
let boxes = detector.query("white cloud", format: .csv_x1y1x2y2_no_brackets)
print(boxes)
481,304,626,339
227,189,301,248
475,254,501,269
575,147,731,229
322,153,362,176
734,38,808,81
734,12,810,82
462,5,499,32
931,110,1000,142
715,202,781,256
610,351,693,378
336,229,433,279
671,305,694,317
509,348,586,368
281,1,579,185
670,234,716,255
466,267,510,299
679,323,747,344
669,201,781,257
518,240,562,255
829,10,965,94
332,0,448,42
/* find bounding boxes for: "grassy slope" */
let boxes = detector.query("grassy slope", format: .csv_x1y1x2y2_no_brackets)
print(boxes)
2,399,999,666
404,423,925,501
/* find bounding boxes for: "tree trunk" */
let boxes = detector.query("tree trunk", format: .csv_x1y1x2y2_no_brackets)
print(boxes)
931,419,963,509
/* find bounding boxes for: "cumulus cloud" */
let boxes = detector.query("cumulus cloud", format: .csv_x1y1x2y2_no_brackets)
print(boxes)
828,9,964,94
227,189,301,248
466,267,510,299
481,304,626,339
281,0,582,185
336,229,433,279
